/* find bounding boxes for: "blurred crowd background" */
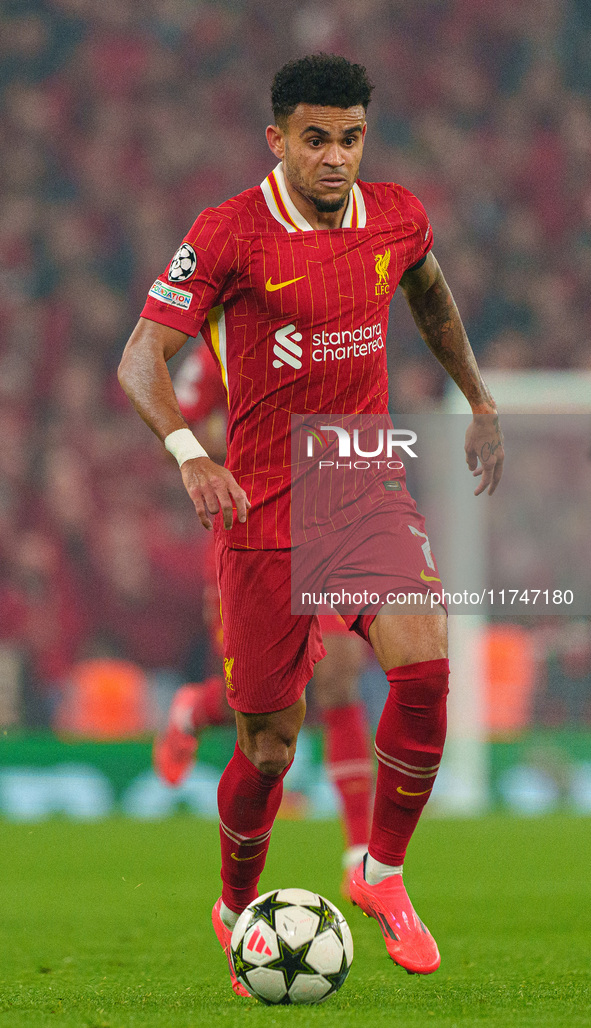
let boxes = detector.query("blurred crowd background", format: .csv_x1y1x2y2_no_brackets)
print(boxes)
1,0,590,736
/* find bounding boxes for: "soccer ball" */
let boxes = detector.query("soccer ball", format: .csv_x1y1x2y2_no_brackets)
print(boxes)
168,242,197,282
230,888,353,1005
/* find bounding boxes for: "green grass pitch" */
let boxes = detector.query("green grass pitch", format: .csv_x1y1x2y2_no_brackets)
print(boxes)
0,814,588,1027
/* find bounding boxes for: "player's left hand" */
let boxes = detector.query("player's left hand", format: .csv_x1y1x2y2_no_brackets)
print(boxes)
465,407,504,496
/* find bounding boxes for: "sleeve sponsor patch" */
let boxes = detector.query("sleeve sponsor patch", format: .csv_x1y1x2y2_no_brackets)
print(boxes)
168,242,197,282
148,279,193,310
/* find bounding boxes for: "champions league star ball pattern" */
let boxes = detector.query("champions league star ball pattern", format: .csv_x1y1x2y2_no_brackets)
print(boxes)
230,888,353,1005
168,242,197,282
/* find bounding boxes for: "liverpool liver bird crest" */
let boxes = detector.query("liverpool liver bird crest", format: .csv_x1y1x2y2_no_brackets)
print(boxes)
374,249,391,294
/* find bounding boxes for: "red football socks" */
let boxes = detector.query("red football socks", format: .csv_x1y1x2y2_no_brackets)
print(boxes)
322,703,373,849
217,742,291,914
369,658,449,866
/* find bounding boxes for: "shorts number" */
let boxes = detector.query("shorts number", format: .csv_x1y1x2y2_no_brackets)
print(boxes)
408,525,436,571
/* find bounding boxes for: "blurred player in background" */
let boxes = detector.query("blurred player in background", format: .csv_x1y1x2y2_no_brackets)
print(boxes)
119,54,504,994
154,339,374,887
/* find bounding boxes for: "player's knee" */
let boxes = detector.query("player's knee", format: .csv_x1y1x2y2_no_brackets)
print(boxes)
251,733,296,777
390,634,448,671
236,696,305,776
250,718,302,776
256,755,291,777
371,613,448,670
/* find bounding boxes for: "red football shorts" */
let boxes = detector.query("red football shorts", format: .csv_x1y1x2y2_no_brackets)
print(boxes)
214,489,443,714
214,539,326,713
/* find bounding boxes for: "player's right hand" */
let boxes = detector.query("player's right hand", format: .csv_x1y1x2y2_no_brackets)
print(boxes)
180,457,251,530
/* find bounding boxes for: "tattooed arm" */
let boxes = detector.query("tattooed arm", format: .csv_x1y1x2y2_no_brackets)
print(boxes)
399,252,504,496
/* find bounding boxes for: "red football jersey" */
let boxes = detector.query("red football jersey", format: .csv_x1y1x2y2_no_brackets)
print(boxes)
141,163,432,548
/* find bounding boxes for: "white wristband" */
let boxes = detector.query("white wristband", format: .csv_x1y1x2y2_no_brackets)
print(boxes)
164,428,208,467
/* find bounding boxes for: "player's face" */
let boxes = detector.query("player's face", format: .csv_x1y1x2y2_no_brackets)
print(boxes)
267,104,367,214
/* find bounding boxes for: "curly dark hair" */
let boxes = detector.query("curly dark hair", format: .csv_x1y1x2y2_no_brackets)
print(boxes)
271,54,374,125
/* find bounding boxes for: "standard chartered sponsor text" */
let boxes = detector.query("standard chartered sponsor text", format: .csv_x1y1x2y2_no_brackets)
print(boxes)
312,323,384,362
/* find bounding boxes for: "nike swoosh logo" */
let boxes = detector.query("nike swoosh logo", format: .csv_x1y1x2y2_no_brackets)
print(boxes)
265,275,305,292
397,786,432,796
420,569,441,582
230,849,265,861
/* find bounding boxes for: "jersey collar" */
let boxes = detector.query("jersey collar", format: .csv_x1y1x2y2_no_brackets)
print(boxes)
260,163,366,232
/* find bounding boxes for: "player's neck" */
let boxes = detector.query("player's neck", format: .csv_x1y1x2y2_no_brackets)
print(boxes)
282,171,348,230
